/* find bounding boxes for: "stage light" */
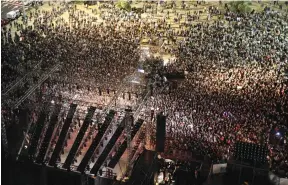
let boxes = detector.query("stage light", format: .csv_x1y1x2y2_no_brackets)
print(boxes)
276,132,281,136
157,172,164,184
131,80,140,84
137,68,145,73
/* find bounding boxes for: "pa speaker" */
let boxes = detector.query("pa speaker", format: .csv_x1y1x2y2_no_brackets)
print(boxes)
156,114,166,152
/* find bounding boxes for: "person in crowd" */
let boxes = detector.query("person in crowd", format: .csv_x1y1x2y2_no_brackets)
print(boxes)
1,1,287,177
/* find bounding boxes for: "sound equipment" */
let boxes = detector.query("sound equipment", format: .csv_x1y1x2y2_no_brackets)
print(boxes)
234,142,268,167
127,150,158,185
156,113,166,152
164,71,185,80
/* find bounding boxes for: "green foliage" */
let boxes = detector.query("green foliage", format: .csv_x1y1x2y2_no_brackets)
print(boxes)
116,0,132,12
219,14,225,20
228,1,252,14
73,1,84,5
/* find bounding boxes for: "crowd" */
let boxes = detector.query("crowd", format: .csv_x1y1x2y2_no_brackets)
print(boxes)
1,2,144,132
148,7,288,177
2,4,143,104
1,1,288,178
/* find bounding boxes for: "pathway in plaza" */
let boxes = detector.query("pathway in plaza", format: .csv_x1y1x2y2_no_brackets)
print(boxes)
1,0,24,18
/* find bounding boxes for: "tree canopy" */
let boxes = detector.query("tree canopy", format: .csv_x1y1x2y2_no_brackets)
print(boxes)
116,0,132,12
228,1,252,14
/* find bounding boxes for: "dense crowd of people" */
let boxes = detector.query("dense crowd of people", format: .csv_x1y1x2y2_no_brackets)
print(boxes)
149,6,288,177
1,1,288,178
2,5,140,99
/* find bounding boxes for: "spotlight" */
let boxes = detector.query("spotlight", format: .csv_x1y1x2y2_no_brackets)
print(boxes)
157,172,164,184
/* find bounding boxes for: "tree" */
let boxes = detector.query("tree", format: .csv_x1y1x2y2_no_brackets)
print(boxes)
116,0,132,12
228,1,252,14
